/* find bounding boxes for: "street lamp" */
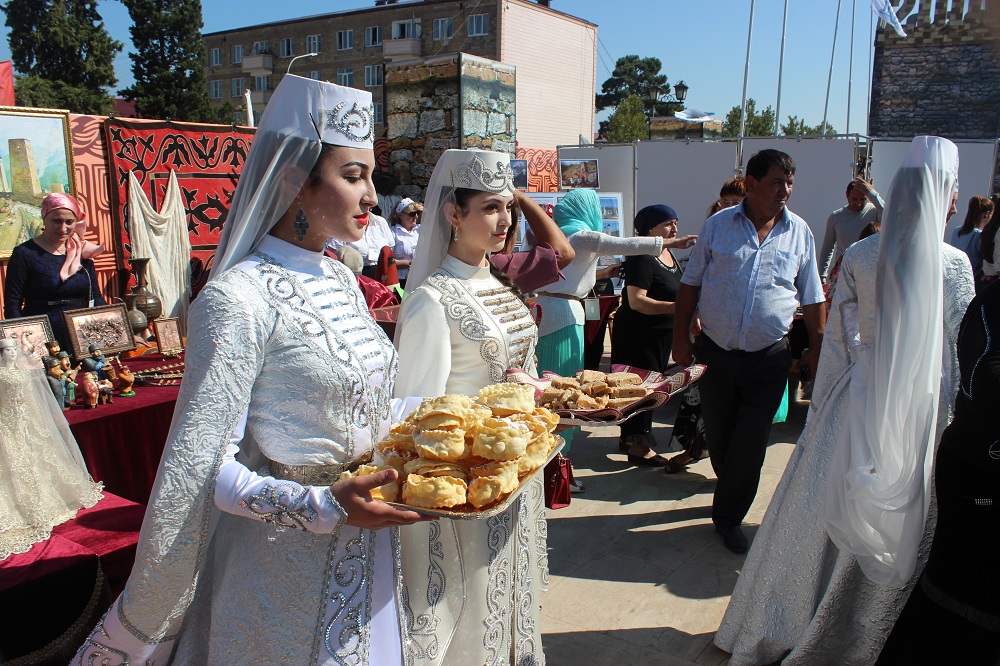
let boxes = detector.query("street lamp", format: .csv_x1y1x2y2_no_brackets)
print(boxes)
287,52,320,75
646,81,690,140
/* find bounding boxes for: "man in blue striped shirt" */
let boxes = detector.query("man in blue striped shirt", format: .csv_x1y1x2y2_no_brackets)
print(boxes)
673,149,826,554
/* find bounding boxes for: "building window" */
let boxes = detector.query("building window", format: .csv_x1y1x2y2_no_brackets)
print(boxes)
337,30,354,50
468,14,489,37
306,34,321,54
392,19,420,39
336,67,353,87
209,80,223,99
231,44,243,64
280,38,295,58
231,77,245,98
209,47,221,66
364,64,382,88
252,41,270,55
365,25,382,47
374,103,384,126
307,70,321,80
255,75,270,91
433,18,453,41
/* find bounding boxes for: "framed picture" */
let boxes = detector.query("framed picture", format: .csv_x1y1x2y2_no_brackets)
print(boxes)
0,314,54,369
559,159,599,189
152,317,184,354
510,159,528,190
64,303,135,359
0,106,76,259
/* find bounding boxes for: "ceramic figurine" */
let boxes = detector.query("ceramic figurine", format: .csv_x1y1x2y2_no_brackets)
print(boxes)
80,372,100,409
114,361,136,397
80,344,108,381
58,352,80,405
44,357,68,411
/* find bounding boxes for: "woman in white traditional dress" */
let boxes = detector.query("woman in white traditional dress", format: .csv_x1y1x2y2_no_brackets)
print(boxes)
0,337,103,560
393,149,547,665
73,75,428,665
714,136,975,665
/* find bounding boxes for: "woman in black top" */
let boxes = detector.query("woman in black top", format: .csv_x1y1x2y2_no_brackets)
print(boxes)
611,204,695,465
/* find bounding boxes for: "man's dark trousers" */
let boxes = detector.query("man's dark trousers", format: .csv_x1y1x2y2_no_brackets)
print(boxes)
695,333,792,528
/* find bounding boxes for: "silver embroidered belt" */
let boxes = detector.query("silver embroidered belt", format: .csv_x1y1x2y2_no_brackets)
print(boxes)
267,450,374,486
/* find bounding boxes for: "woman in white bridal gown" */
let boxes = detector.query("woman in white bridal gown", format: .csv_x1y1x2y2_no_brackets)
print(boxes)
714,136,974,665
73,75,426,665
394,149,547,666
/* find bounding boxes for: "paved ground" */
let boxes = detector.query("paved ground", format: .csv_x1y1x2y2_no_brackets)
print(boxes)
539,381,808,666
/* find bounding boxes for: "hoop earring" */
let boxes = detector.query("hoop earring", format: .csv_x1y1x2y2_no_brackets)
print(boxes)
294,207,309,242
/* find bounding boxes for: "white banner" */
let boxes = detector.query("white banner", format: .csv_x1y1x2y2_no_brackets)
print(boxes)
871,0,907,37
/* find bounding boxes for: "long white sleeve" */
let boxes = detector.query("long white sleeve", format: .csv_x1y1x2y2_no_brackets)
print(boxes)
213,411,348,533
394,286,452,398
569,230,662,258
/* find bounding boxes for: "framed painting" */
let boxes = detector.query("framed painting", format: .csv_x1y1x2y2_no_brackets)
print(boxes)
152,317,184,355
510,159,528,190
64,303,135,359
0,314,54,369
0,106,75,259
559,159,599,189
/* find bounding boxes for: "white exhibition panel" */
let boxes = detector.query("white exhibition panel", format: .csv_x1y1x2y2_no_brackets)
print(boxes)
635,140,740,240
871,139,998,242
742,137,859,247
557,144,635,234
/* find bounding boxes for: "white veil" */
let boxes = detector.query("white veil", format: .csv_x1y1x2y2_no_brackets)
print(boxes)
210,75,375,278
824,136,959,586
403,149,515,293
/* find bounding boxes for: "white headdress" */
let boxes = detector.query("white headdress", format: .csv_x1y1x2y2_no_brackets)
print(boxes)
824,135,959,586
404,149,515,291
210,74,375,278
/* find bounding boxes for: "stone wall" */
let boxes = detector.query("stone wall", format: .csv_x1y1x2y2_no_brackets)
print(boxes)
870,0,1000,140
385,53,516,200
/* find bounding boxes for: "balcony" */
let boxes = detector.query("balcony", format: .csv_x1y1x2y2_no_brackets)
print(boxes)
249,90,272,105
383,38,421,60
241,54,273,76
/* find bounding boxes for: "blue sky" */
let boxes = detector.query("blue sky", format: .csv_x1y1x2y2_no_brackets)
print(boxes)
0,0,887,134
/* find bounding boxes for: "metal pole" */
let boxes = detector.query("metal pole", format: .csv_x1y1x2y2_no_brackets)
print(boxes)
847,0,857,134
738,0,756,167
866,10,875,137
822,0,844,136
775,0,789,135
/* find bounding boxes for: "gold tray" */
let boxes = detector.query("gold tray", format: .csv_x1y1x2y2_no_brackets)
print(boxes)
386,436,565,519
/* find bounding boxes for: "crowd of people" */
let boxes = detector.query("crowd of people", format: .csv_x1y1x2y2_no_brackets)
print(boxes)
1,72,997,664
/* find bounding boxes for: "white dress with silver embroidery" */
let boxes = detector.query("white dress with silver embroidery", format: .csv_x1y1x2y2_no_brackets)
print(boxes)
74,236,405,665
714,238,974,665
394,255,547,666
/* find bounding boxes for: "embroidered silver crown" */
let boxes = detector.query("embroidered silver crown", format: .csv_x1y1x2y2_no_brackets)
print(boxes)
322,101,375,143
452,154,515,194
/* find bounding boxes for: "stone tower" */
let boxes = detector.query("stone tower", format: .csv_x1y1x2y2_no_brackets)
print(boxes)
0,154,9,192
8,139,42,199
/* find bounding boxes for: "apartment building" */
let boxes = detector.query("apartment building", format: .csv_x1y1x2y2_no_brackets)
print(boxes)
203,0,596,148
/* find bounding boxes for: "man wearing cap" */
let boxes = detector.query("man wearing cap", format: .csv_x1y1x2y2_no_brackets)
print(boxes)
391,197,422,284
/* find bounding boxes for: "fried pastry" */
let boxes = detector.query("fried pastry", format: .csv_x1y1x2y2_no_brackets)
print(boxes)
403,473,468,508
518,432,554,475
471,417,530,460
470,459,519,493
468,476,503,508
404,458,469,481
410,394,473,421
413,427,468,462
477,382,537,416
384,421,417,452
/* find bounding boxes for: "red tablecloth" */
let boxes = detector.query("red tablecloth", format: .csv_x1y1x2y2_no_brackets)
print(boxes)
0,493,143,663
66,354,181,504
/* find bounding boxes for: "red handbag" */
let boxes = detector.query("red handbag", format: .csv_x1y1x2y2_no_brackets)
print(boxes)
544,454,573,510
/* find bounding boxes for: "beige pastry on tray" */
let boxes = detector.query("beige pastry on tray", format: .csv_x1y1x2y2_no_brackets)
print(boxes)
374,391,560,511
535,369,646,412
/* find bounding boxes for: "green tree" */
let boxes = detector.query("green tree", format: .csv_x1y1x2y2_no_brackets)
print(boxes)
122,0,220,122
605,94,648,143
780,115,838,136
596,55,682,118
722,98,777,137
3,0,121,114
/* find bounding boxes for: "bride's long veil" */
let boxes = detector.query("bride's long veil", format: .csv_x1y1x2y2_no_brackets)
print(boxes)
824,136,959,586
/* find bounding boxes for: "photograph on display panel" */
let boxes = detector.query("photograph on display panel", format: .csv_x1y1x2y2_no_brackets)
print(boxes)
0,314,55,369
559,159,599,189
511,159,528,190
0,107,75,259
63,303,135,359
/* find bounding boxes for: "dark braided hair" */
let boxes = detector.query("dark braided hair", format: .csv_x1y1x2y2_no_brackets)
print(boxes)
453,187,530,310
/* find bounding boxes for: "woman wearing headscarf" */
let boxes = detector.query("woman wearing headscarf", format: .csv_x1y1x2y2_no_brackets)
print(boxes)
393,149,547,665
715,136,974,665
610,204,696,465
533,189,664,454
4,193,106,354
73,75,427,665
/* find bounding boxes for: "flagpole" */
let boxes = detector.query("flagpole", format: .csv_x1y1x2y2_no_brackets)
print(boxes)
847,0,856,134
738,0,756,169
822,0,844,136
867,11,875,137
774,0,790,135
